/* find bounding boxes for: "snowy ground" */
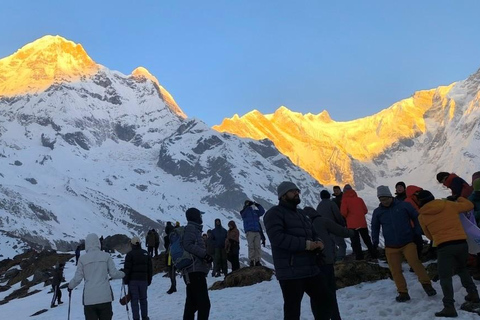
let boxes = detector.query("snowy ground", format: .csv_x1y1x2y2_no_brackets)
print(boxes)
2,252,480,320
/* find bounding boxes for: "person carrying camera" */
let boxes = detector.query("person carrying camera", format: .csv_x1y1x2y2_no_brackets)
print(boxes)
240,199,265,266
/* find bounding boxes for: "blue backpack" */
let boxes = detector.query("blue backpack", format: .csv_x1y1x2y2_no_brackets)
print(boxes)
169,227,194,270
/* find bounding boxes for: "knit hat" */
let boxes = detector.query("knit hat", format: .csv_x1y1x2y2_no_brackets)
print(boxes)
436,172,449,183
416,190,435,207
343,184,352,192
131,236,141,245
320,190,331,199
277,181,300,199
186,207,204,224
395,181,406,189
377,185,393,198
473,178,480,192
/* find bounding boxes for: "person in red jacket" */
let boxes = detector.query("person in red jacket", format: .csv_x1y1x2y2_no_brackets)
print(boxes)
340,184,377,260
436,172,473,199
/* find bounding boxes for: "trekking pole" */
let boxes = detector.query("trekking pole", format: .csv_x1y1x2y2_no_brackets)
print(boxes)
67,289,72,320
121,283,131,320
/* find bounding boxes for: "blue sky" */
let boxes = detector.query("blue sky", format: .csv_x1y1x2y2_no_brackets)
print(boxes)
2,1,480,126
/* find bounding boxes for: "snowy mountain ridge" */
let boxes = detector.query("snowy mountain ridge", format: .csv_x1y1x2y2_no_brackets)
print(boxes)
0,36,320,253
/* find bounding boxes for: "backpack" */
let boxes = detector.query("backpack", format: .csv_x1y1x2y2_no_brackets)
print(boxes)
169,227,194,270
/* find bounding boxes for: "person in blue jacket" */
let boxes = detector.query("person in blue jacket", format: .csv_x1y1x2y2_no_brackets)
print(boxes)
240,199,265,266
371,185,436,303
211,219,228,277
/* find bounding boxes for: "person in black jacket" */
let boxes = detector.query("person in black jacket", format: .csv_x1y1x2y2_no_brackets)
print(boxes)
50,262,65,308
264,181,333,320
332,185,343,210
124,236,153,320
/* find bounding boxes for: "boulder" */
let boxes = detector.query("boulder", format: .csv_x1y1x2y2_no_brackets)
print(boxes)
210,266,274,290
334,260,391,289
103,234,131,254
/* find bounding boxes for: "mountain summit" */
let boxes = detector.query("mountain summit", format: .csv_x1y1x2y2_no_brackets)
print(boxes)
0,35,98,96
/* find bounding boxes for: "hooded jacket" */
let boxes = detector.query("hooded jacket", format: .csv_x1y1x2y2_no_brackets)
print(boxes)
405,185,423,211
183,221,210,274
418,197,474,246
316,199,345,226
211,220,228,249
225,221,240,252
263,200,320,281
340,189,368,229
68,233,124,306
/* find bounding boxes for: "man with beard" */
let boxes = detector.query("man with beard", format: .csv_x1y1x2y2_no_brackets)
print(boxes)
264,181,333,320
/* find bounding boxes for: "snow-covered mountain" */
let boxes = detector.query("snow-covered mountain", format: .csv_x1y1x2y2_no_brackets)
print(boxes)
0,35,321,252
214,74,480,191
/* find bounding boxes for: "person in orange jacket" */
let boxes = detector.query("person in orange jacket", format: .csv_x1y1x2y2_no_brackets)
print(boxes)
340,184,377,260
417,190,479,318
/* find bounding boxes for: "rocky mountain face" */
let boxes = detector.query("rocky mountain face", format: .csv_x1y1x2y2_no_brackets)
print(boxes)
214,70,480,190
0,36,321,252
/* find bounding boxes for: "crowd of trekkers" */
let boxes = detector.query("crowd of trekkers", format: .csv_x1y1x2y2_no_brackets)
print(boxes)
56,170,480,319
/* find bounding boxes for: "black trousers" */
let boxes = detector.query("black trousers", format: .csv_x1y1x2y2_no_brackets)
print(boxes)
319,264,341,320
350,228,376,260
278,273,333,320
50,284,62,306
183,272,211,320
84,302,113,320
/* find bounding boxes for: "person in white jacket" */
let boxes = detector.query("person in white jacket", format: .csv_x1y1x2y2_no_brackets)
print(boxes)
68,233,125,320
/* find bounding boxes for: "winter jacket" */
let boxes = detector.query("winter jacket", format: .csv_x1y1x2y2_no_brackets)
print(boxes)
211,224,227,249
123,245,152,285
332,193,343,210
443,173,473,198
68,233,125,306
263,200,320,281
418,197,474,247
225,221,240,252
395,192,407,201
240,204,265,232
206,231,216,256
468,191,480,222
405,185,423,211
146,230,156,247
183,221,210,274
304,207,354,265
340,189,368,229
371,199,422,248
51,265,64,287
316,199,345,226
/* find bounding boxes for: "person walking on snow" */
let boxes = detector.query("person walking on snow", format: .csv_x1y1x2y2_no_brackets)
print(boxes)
240,199,265,266
68,233,125,320
50,262,65,308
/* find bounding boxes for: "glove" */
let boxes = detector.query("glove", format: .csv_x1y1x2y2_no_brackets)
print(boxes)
446,195,458,201
204,254,213,264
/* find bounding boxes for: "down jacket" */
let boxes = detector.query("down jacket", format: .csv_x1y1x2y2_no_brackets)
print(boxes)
183,221,210,275
340,189,368,229
418,197,474,246
240,204,265,232
443,173,473,198
263,200,320,281
371,199,422,248
68,233,124,306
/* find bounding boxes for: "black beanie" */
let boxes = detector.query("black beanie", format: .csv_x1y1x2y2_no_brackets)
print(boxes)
320,190,330,199
436,172,449,183
395,181,406,189
416,190,435,207
186,208,203,224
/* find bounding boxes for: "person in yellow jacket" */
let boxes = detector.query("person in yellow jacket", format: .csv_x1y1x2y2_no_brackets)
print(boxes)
417,190,479,318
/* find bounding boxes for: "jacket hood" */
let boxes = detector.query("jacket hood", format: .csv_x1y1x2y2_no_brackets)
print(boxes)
419,200,446,216
406,185,423,198
85,233,101,252
227,220,237,229
343,189,358,198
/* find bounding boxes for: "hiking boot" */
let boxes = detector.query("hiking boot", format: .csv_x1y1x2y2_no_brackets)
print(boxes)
255,261,261,266
434,306,458,317
166,287,176,294
465,291,480,303
58,301,63,304
395,293,411,302
50,304,57,308
249,260,255,267
422,284,437,296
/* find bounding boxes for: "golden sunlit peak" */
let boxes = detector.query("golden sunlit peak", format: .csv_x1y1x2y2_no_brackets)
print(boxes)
0,35,98,96
131,66,187,119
